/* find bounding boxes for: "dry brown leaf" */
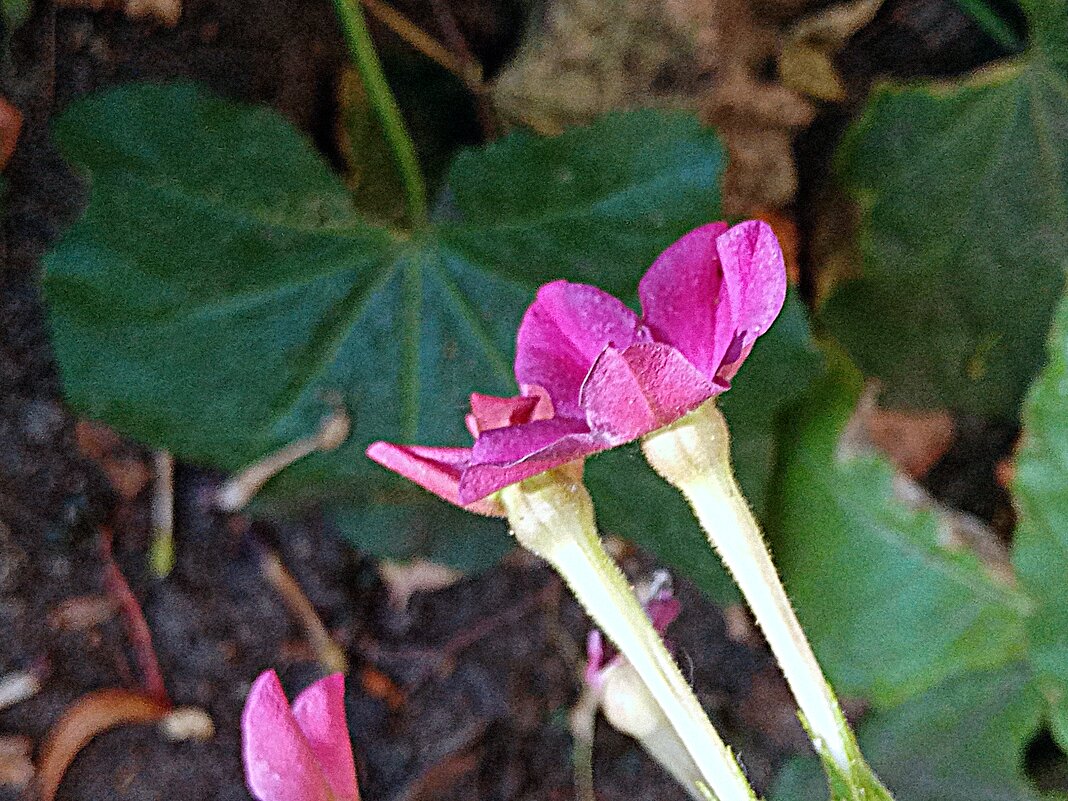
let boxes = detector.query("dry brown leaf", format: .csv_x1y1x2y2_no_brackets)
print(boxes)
865,407,955,479
779,0,884,101
32,689,169,801
51,0,179,26
0,97,22,171
74,420,122,460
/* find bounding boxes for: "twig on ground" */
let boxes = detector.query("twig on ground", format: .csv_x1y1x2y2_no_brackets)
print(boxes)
99,527,170,706
258,547,348,674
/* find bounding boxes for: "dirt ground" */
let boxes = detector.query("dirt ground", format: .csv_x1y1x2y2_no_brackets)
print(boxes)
0,0,1020,799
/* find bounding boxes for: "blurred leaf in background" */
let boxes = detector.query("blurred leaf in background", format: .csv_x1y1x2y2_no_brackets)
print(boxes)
772,664,1047,801
768,354,1029,708
769,284,1068,798
1013,287,1068,752
821,0,1067,418
43,82,821,577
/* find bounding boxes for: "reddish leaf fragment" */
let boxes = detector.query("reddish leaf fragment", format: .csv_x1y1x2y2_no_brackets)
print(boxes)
0,98,21,171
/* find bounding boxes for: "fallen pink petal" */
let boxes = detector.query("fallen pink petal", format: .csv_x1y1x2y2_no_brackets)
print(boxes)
241,670,359,801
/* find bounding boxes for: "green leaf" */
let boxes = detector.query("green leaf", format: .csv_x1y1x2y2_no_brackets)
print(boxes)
439,109,725,296
768,355,1030,707
47,82,776,574
773,664,1047,801
2,0,31,37
822,40,1068,417
1013,288,1068,750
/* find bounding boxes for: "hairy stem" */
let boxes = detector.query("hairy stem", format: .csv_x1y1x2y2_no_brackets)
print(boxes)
643,401,850,768
500,472,756,801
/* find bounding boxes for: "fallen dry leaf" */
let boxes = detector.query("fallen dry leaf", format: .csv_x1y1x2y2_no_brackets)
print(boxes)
779,0,884,101
32,689,169,801
841,382,955,479
865,406,955,479
360,666,406,711
51,0,179,26
74,421,122,460
0,97,21,171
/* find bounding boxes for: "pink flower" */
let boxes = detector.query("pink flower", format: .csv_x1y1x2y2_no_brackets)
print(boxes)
367,220,785,508
241,670,359,801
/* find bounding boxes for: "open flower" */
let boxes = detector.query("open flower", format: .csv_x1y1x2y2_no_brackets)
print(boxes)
366,390,560,516
368,220,785,507
242,670,359,801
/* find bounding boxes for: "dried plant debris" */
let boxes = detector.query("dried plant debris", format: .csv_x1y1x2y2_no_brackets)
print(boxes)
52,0,179,26
492,0,832,211
492,0,706,133
679,0,819,211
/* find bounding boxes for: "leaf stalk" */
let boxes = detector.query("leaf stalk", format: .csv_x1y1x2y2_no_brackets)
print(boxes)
332,0,429,226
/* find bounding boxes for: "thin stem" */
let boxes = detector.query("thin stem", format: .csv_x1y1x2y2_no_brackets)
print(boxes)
501,474,756,801
642,403,849,769
952,0,1022,51
685,474,849,767
333,0,428,225
360,0,478,86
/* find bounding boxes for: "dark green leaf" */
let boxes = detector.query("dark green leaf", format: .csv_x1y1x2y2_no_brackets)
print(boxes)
773,664,1046,801
49,83,789,576
1013,289,1068,750
822,49,1068,417
439,109,726,296
768,356,1030,707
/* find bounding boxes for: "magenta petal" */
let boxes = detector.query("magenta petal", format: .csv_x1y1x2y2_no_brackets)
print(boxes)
471,416,592,465
242,671,332,801
638,222,731,378
515,280,648,418
581,343,716,440
646,596,681,634
365,442,468,506
291,674,359,801
458,427,611,504
466,392,542,437
713,220,787,380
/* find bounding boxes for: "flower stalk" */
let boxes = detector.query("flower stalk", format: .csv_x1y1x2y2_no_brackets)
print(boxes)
499,470,756,801
598,661,706,800
642,400,856,772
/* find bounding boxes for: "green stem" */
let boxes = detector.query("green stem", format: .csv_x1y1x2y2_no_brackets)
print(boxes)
952,0,1023,51
599,662,706,800
500,471,757,801
642,401,892,798
332,0,429,226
